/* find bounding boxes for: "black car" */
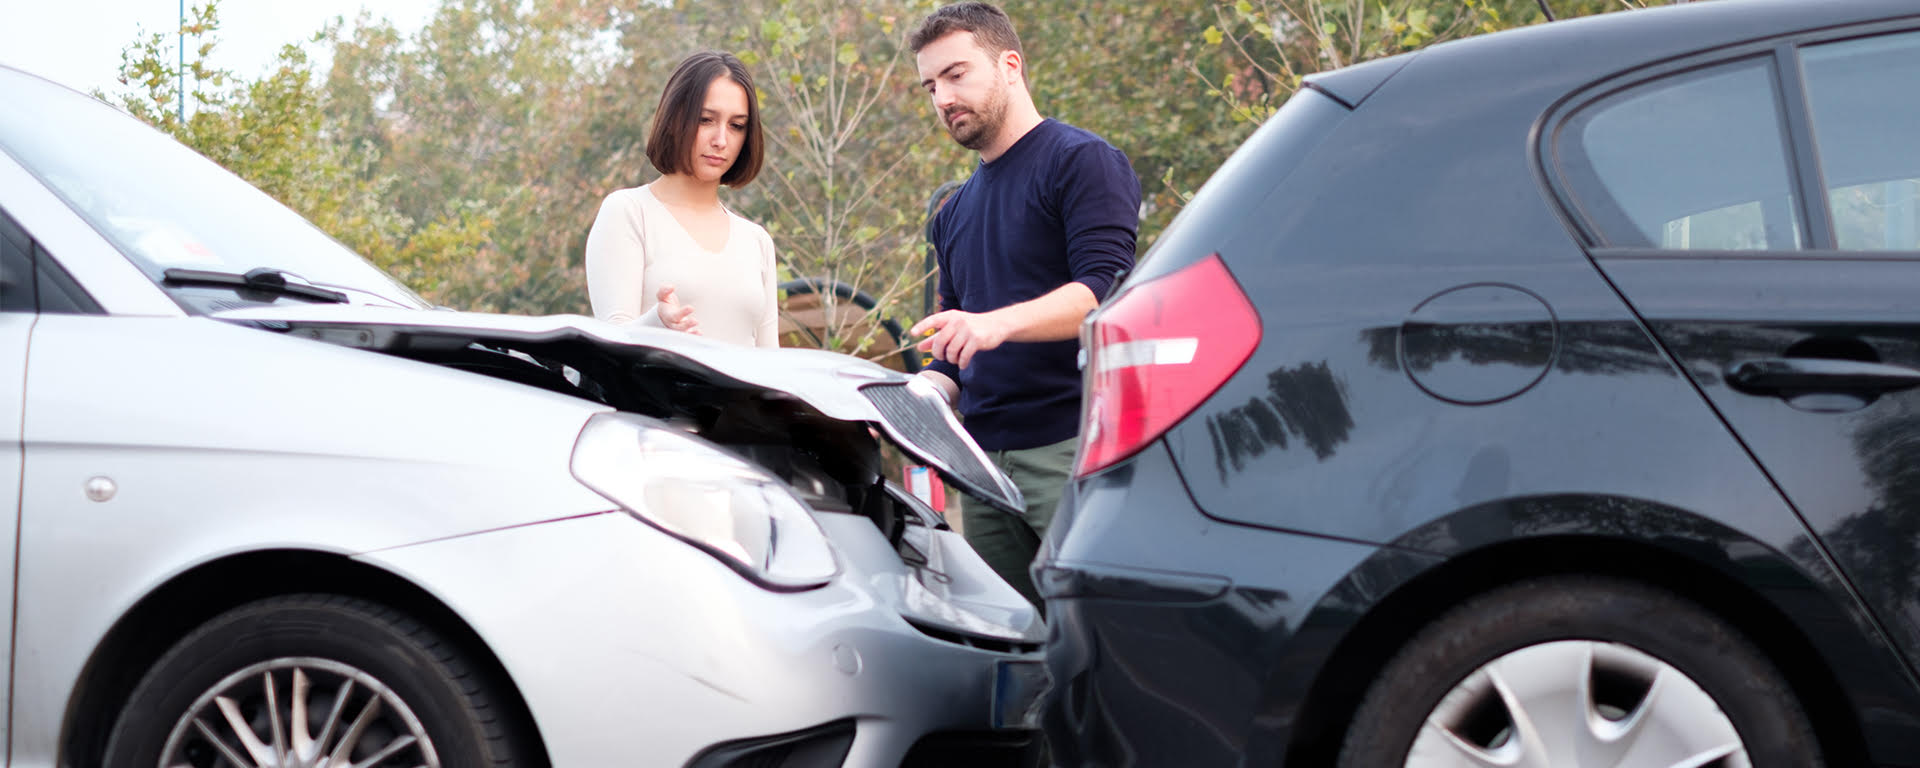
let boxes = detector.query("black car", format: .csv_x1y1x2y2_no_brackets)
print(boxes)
1041,1,1920,765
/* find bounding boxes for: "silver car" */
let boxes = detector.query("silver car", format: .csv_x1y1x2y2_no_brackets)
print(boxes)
0,65,1046,768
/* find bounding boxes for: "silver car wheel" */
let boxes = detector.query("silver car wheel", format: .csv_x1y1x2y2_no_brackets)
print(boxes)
1409,640,1748,768
157,656,441,768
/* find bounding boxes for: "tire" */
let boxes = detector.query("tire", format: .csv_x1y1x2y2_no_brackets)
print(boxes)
104,594,529,768
1339,575,1821,768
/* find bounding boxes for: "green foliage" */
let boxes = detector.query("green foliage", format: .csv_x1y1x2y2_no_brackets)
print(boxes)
1195,0,1628,126
103,1,490,307
316,0,626,314
1009,0,1249,246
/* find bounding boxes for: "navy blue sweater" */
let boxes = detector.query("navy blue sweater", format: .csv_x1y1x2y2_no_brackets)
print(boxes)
926,119,1140,451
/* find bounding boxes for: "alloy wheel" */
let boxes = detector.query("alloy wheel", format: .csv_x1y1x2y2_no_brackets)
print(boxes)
157,656,441,768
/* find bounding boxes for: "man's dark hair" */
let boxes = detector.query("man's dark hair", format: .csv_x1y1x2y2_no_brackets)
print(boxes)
646,50,763,187
907,2,1024,63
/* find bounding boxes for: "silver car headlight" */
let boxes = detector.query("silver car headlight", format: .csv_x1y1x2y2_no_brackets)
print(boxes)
570,413,838,590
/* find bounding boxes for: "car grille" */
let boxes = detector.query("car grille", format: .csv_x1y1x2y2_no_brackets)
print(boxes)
861,382,1006,502
902,730,1043,767
685,718,855,767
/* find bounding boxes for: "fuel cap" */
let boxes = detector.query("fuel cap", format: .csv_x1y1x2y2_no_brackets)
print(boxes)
1400,283,1557,405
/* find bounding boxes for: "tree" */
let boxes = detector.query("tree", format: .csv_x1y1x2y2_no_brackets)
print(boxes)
105,0,491,307
318,0,627,314
1196,0,1630,126
1012,0,1251,245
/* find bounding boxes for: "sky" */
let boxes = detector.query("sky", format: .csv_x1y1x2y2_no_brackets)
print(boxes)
1,0,443,97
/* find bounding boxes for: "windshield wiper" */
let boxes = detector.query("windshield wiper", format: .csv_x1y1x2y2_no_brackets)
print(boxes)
162,267,348,304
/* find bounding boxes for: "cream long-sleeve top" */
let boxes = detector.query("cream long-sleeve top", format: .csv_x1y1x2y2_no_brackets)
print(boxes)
584,184,780,348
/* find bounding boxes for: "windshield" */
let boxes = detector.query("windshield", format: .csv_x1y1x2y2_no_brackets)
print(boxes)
0,67,428,311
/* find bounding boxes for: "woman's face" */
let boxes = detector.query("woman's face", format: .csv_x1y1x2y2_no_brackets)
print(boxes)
688,75,750,185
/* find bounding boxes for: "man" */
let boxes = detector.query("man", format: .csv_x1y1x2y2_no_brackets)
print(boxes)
906,2,1141,608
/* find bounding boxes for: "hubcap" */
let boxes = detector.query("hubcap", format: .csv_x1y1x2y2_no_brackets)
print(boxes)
158,657,441,768
1409,640,1747,768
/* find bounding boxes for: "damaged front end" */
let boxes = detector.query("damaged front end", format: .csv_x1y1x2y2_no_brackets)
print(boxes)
212,306,1043,648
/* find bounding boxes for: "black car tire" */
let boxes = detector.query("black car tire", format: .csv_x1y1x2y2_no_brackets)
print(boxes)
103,594,528,768
1339,575,1821,768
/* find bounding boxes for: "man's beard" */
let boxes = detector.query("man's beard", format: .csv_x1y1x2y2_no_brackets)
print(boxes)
945,85,1007,151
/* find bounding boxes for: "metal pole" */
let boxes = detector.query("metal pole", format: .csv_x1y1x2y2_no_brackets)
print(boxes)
178,0,185,122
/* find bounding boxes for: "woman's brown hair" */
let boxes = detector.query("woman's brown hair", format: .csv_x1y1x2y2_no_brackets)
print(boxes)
646,51,763,187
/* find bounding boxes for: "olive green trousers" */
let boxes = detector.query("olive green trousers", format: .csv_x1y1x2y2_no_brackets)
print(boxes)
962,437,1078,610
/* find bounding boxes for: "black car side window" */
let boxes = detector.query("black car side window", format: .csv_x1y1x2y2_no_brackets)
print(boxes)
1801,31,1920,252
1559,58,1801,251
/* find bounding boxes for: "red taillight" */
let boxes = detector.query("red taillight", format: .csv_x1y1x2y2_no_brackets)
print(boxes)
1076,254,1260,477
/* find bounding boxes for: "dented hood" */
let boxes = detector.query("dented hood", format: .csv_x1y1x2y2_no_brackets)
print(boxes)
211,305,1026,514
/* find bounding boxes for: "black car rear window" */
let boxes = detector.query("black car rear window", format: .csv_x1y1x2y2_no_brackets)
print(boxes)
1801,30,1920,252
1557,57,1803,251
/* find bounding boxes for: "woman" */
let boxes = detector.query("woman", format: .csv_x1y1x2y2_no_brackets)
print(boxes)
586,51,778,348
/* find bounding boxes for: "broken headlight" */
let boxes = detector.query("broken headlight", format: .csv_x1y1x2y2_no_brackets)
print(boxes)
570,413,838,590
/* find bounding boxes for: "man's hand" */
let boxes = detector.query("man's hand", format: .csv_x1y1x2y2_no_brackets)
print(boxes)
911,309,1011,368
655,284,700,334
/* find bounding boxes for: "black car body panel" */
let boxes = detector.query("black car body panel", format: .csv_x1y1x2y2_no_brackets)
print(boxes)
1300,51,1417,109
1600,258,1920,668
1045,452,1920,765
1043,442,1425,766
1044,1,1920,765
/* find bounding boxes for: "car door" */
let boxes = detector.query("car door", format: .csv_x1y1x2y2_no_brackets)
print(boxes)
1550,26,1920,667
0,205,38,759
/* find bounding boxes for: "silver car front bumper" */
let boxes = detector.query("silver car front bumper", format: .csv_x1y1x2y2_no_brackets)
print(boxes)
358,508,1042,766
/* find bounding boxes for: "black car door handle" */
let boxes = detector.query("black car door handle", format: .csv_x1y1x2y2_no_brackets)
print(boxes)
1726,357,1920,395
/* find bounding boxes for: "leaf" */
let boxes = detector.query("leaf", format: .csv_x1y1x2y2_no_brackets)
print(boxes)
1235,0,1253,14
836,42,859,67
1320,21,1337,37
1203,25,1223,46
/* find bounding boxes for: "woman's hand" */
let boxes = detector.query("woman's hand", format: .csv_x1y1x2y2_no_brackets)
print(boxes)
655,284,700,334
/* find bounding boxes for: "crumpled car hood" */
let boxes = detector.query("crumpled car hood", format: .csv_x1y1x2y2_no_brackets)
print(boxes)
211,305,1025,514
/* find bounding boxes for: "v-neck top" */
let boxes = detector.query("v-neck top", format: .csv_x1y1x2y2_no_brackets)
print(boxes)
584,183,779,348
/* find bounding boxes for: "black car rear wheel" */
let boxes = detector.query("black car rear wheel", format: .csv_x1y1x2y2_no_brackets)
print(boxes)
103,594,528,768
1339,575,1821,768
